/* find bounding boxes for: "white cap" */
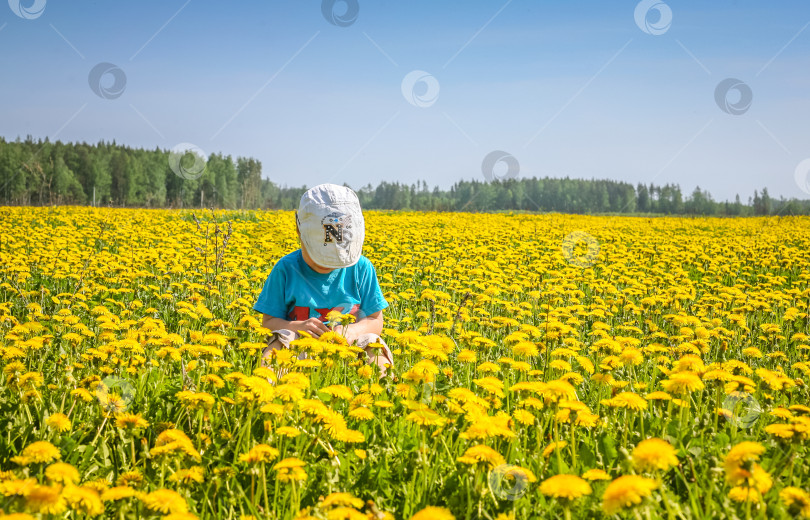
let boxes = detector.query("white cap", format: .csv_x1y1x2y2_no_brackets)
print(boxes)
297,184,365,269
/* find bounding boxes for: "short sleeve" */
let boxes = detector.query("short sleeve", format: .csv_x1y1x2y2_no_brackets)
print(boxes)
357,257,389,317
253,262,289,318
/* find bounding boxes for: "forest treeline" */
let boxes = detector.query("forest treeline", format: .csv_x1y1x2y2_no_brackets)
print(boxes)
2,137,809,215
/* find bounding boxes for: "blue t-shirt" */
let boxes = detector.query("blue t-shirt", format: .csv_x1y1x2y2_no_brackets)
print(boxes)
254,250,389,322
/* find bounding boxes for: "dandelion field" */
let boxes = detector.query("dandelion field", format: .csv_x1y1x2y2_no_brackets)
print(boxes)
1,206,809,520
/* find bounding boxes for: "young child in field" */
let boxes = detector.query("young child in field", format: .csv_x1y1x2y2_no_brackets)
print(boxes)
254,183,394,375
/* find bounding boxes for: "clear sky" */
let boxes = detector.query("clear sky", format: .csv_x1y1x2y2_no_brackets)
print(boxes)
1,0,809,201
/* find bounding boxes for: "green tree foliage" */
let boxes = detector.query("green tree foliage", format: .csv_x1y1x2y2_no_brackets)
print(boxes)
2,137,810,215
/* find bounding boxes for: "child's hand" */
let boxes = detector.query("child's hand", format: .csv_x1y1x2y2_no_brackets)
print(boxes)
292,318,331,338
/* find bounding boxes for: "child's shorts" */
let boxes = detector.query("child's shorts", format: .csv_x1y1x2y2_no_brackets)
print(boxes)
263,329,394,367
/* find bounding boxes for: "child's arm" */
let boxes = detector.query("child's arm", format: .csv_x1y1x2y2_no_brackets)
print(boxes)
262,311,383,344
342,310,384,345
262,314,331,338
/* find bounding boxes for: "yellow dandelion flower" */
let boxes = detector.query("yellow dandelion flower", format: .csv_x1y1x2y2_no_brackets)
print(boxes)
769,407,793,420
512,409,535,425
411,506,455,520
321,492,364,508
16,372,43,389
45,413,71,433
348,407,375,421
457,445,506,468
238,376,276,403
473,377,505,398
729,486,761,503
780,487,810,517
0,477,37,497
25,484,67,515
319,331,348,345
275,426,301,438
200,373,225,388
477,361,501,373
461,411,515,440
320,385,354,400
645,391,672,401
542,380,577,402
539,474,592,500
20,441,61,464
703,369,733,383
333,428,366,443
316,408,348,437
661,372,704,394
555,408,571,423
273,457,306,471
116,470,143,488
0,513,37,520
164,513,200,520
619,348,644,366
62,485,104,516
574,411,600,428
71,388,94,402
765,423,795,439
142,488,188,514
115,413,149,430
44,462,80,485
582,469,611,481
457,350,477,363
274,458,308,483
673,355,704,373
3,361,26,375
631,438,678,473
239,444,279,464
177,390,217,410
611,392,648,411
101,486,137,501
543,441,567,458
601,475,658,515
742,347,763,359
512,341,539,357
790,404,810,415
406,408,447,428
169,466,204,485
724,441,765,475
153,429,201,461
725,461,772,493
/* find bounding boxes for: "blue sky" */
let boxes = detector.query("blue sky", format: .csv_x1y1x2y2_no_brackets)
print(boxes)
1,0,809,201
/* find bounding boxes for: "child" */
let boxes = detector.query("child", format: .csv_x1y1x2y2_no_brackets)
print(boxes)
254,183,394,375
